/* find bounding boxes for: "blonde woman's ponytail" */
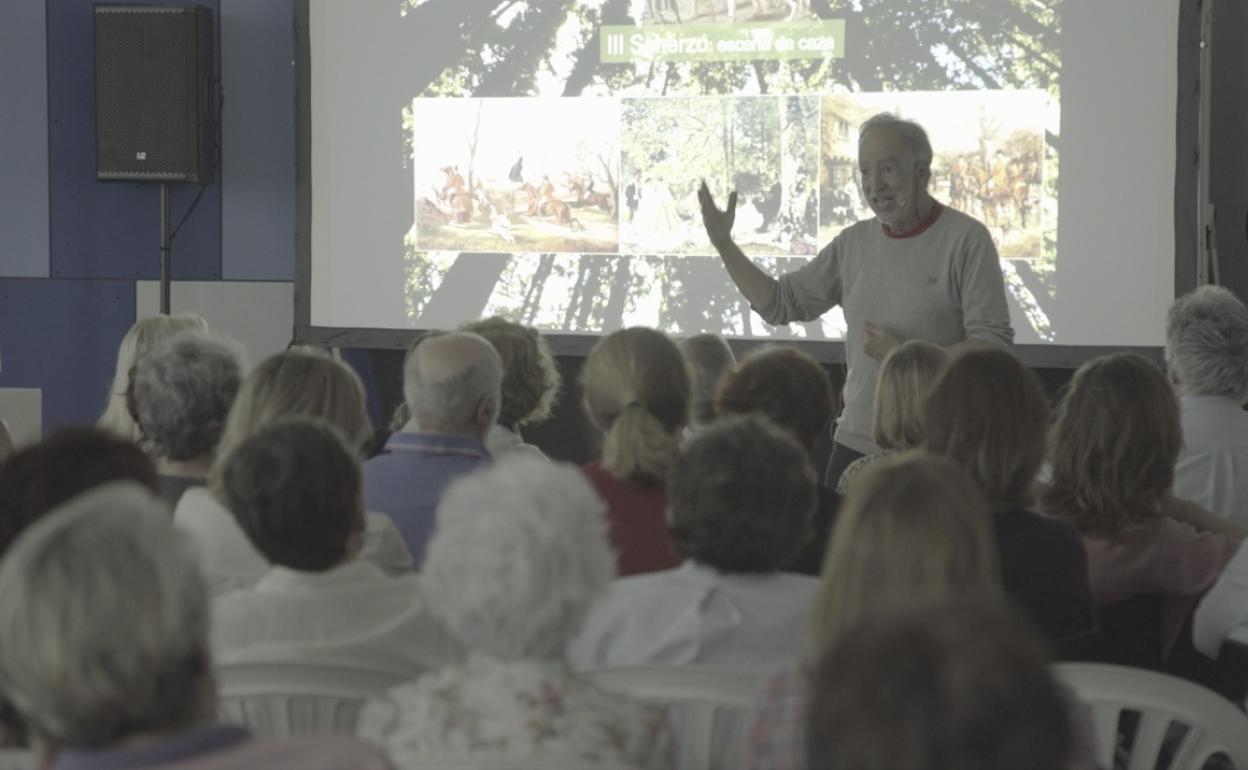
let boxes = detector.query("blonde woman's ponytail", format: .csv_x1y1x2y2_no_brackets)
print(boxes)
602,402,680,483
582,329,691,485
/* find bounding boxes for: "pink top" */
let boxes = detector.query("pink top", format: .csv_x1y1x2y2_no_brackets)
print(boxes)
581,463,680,577
1083,516,1240,654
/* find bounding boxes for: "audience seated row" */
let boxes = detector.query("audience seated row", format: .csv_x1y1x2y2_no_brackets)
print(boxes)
6,283,1248,767
174,349,411,593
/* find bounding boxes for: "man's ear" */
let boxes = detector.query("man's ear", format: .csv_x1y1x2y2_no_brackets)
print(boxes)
475,395,497,430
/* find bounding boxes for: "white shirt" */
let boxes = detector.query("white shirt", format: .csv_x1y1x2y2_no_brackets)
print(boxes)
1174,394,1248,523
212,560,460,675
485,424,547,461
1193,541,1248,657
568,560,819,674
173,487,413,595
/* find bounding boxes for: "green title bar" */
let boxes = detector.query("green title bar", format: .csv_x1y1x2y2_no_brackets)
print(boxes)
601,21,845,64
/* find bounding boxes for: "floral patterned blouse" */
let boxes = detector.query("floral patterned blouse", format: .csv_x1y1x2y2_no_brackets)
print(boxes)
358,653,675,768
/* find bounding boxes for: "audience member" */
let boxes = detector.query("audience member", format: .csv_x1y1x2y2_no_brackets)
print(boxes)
0,427,159,558
805,602,1074,770
923,348,1098,648
836,339,947,493
680,332,736,429
128,331,244,508
714,345,837,574
175,350,411,593
461,316,560,460
98,313,209,443
1167,286,1248,522
358,457,674,768
364,331,502,565
570,415,818,673
580,327,690,575
746,452,998,770
0,483,392,770
1042,353,1239,656
0,428,160,749
213,418,460,674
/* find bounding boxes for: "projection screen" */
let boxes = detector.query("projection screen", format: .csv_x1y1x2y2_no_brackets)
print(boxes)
296,0,1199,360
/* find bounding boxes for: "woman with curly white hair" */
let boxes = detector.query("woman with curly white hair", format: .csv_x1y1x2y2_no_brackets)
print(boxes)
128,331,245,508
358,456,674,768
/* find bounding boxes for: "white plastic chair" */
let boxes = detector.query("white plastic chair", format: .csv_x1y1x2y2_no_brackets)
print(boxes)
215,661,406,738
1053,662,1248,770
0,750,34,770
585,666,760,770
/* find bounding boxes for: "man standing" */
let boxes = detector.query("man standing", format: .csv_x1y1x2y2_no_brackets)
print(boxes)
699,113,1013,486
364,332,502,566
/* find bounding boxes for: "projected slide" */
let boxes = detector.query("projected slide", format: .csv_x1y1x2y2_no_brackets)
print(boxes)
308,0,1177,345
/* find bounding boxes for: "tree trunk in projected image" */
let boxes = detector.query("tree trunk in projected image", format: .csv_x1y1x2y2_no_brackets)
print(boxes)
601,257,632,331
418,253,509,324
660,258,749,335
520,254,556,326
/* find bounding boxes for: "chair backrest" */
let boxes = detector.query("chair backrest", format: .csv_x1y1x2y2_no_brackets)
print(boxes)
1216,639,1248,705
0,750,34,770
1053,662,1248,770
584,666,759,770
215,661,407,738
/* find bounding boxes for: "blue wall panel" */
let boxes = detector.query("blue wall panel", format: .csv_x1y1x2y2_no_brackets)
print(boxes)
0,0,51,278
46,0,222,281
220,0,296,281
0,279,135,431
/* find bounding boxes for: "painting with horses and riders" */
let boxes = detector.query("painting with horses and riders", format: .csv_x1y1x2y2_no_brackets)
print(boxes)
820,90,1051,262
410,97,620,254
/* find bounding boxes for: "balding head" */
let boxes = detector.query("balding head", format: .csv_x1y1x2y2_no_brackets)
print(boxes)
403,332,503,439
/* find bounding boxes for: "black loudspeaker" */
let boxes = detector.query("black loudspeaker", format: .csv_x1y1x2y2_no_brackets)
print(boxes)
94,5,216,183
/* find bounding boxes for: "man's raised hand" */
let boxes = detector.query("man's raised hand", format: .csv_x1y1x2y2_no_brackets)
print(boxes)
699,181,737,249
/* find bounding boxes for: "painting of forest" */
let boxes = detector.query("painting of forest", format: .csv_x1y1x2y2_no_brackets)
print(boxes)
620,95,819,257
398,0,1061,340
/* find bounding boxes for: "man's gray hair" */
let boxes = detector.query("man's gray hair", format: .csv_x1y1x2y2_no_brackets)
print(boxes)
422,456,615,660
132,331,245,461
0,482,212,748
859,113,934,174
1166,285,1248,402
403,331,503,434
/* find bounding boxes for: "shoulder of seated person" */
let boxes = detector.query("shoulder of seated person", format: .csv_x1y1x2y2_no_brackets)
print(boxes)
210,735,393,769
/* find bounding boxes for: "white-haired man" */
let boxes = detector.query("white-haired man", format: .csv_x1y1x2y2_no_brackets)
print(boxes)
1168,285,1248,523
0,483,391,769
699,113,1013,488
364,331,503,566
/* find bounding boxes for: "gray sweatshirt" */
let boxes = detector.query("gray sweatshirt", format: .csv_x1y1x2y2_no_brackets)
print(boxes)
754,206,1014,453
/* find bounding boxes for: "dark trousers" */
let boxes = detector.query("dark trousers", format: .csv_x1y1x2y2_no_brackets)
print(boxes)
824,441,865,489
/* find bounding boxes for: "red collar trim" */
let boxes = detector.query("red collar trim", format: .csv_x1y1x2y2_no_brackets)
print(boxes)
882,201,944,239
